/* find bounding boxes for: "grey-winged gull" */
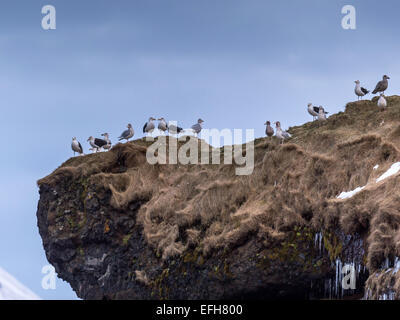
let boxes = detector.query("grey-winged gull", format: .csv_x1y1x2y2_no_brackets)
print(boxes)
143,117,156,135
101,133,112,150
275,121,291,144
377,94,387,111
118,123,134,142
264,121,274,137
157,118,168,134
71,137,84,156
87,136,107,153
354,80,369,100
168,122,184,135
307,103,319,121
372,75,390,95
191,118,204,136
308,104,329,121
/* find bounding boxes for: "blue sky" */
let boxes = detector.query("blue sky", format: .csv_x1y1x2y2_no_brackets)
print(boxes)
0,0,398,299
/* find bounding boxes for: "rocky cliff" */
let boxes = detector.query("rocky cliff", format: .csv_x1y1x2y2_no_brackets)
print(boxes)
37,96,400,300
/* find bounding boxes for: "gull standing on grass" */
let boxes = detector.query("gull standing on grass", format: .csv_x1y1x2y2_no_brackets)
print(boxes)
307,103,319,121
157,118,168,135
101,133,112,150
377,94,387,111
318,106,327,121
168,122,184,136
372,75,390,95
118,123,134,142
308,104,328,121
275,121,291,144
71,137,84,156
191,119,204,137
354,80,369,100
87,136,107,153
264,121,274,137
143,117,156,136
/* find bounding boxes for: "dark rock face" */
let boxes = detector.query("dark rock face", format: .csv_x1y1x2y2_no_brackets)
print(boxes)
37,177,367,300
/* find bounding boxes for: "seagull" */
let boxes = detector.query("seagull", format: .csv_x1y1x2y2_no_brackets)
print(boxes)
168,122,184,135
354,80,369,100
275,121,291,144
87,136,107,153
307,103,328,121
372,75,390,95
318,106,327,121
71,137,84,156
157,118,168,135
377,94,387,111
101,133,112,151
264,121,274,137
143,117,156,135
118,123,134,142
191,118,204,136
307,103,319,121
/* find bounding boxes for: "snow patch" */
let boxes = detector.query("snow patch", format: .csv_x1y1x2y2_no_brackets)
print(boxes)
376,162,400,183
337,186,365,200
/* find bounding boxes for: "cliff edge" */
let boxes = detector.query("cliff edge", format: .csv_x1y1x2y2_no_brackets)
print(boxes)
37,96,400,300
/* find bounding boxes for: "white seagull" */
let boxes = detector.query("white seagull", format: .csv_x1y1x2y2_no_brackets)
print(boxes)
71,137,84,156
275,121,291,144
168,122,184,135
307,103,319,121
354,80,369,100
118,123,134,142
157,118,168,135
101,133,112,150
318,106,327,121
377,94,387,111
143,117,156,136
87,136,107,153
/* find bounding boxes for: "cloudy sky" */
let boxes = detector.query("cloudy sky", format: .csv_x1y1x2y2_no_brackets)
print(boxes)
0,0,398,299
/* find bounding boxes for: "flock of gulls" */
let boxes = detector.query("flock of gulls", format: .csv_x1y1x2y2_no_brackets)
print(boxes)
264,75,391,144
71,118,204,156
71,75,391,155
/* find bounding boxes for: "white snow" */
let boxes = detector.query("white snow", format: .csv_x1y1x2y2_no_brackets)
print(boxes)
337,186,365,199
376,162,400,183
0,267,40,300
337,162,400,200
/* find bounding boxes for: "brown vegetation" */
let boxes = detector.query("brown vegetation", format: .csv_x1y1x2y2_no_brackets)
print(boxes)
38,96,400,299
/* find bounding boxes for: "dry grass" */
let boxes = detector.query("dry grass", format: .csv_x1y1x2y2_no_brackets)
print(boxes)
38,96,400,298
